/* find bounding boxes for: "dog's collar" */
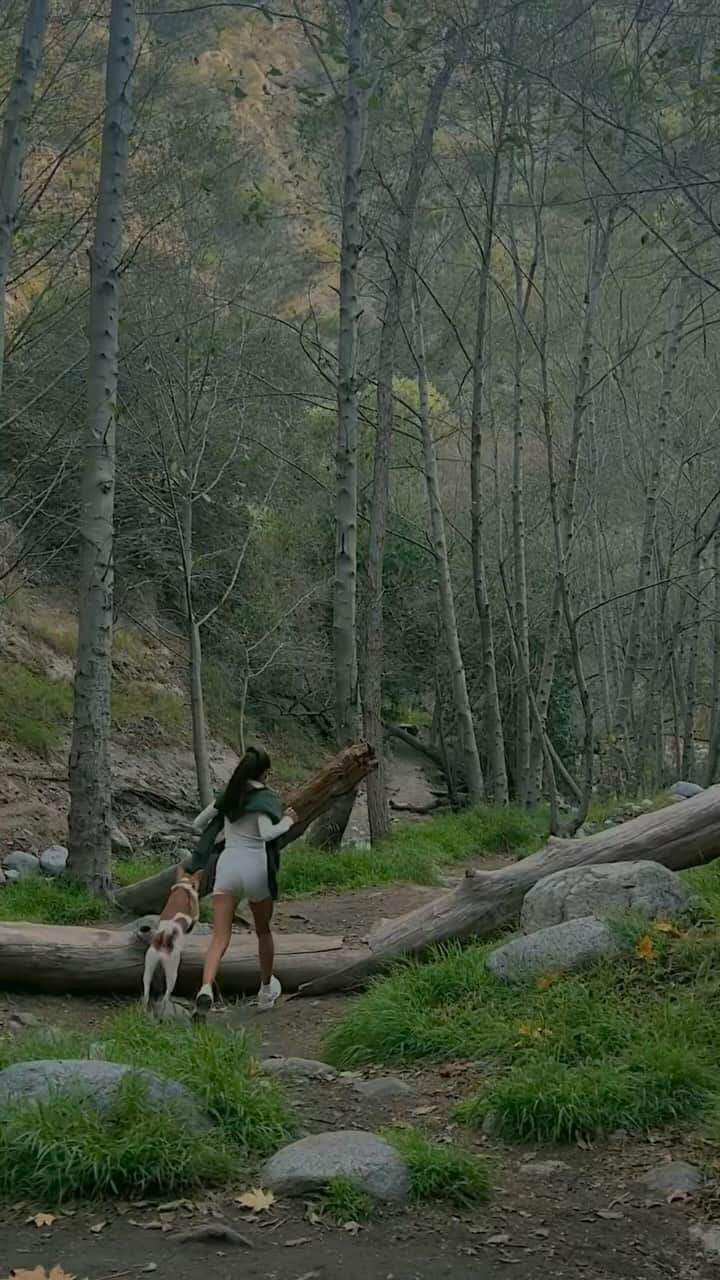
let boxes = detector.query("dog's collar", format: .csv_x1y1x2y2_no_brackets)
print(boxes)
168,881,200,908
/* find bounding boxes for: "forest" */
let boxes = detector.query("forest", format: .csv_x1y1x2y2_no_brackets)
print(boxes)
3,0,720,889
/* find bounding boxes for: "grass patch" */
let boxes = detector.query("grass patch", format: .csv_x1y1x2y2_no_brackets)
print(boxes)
0,876,115,925
112,681,185,736
0,1077,235,1203
112,853,170,886
325,863,720,1143
315,1175,374,1223
0,1009,294,1203
280,805,547,898
0,658,71,758
386,1127,490,1207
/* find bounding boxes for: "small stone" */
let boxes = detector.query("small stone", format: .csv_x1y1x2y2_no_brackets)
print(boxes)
669,781,704,800
352,1077,415,1102
150,1000,192,1025
639,1160,704,1198
0,866,5,886
690,1224,720,1257
520,1160,572,1177
7,1010,39,1029
4,850,40,879
111,825,133,854
487,917,620,982
481,1112,498,1137
259,1057,338,1082
3,868,19,883
39,845,68,877
261,1130,410,1204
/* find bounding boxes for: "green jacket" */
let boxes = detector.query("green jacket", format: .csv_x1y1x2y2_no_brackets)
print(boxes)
188,785,284,900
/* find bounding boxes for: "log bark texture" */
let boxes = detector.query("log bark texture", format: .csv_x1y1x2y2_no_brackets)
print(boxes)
114,742,375,915
0,924,361,997
299,786,720,994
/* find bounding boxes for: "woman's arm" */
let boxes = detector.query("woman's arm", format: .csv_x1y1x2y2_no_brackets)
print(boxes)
193,802,219,834
257,813,294,843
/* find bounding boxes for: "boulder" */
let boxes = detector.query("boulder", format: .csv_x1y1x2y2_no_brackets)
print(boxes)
486,917,620,982
669,781,704,800
639,1160,704,1198
520,1159,572,1178
352,1076,415,1102
0,1059,209,1128
521,861,689,933
39,845,68,877
261,1130,410,1203
259,1057,338,1082
4,851,40,879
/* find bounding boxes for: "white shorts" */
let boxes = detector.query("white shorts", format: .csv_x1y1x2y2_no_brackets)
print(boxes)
212,836,270,902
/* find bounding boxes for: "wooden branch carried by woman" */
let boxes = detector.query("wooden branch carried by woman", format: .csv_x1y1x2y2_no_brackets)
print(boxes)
114,741,376,916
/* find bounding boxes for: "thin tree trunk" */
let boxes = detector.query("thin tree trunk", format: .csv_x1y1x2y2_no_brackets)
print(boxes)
614,282,683,742
706,533,720,786
67,0,135,894
413,281,483,800
181,489,212,808
363,53,455,840
508,210,531,804
0,0,49,403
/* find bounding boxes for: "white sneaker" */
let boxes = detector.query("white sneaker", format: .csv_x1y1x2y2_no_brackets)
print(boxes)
193,983,213,1021
256,975,282,1012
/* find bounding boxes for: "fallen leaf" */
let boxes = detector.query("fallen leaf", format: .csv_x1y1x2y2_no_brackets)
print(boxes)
305,1205,323,1226
517,1022,546,1040
343,1220,361,1235
412,1105,437,1116
596,1209,624,1221
7,1271,74,1280
654,918,676,934
283,1236,312,1247
26,1213,56,1229
236,1188,276,1214
667,1189,691,1204
487,1233,511,1246
89,1221,107,1234
635,934,655,962
141,1266,158,1274
536,973,560,991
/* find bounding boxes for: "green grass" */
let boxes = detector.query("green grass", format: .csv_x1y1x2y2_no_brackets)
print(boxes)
0,658,71,758
386,1128,491,1207
325,863,720,1144
315,1175,374,1223
280,805,547,898
112,853,170,886
0,876,115,924
112,681,185,736
0,1078,235,1203
0,1009,294,1203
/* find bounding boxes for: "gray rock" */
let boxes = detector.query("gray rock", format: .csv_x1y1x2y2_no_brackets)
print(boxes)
690,1224,720,1258
669,780,704,800
4,868,19,883
520,1159,572,1177
150,1000,192,1025
261,1130,410,1204
111,825,133,854
0,865,5,886
640,798,655,812
521,861,689,933
486,917,620,982
352,1076,415,1102
4,850,40,878
639,1160,704,1198
39,844,68,877
0,1060,208,1129
259,1057,338,1082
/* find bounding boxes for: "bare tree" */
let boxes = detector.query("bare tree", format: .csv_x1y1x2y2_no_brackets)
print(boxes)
67,0,135,893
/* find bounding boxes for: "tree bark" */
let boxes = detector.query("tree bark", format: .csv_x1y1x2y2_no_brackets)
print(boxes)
363,53,456,841
67,0,135,895
414,281,483,800
115,741,376,915
310,0,366,850
0,0,50,403
0,923,362,997
705,533,720,786
299,785,720,994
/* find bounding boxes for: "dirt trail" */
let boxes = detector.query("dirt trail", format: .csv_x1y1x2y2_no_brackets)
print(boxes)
0,876,717,1279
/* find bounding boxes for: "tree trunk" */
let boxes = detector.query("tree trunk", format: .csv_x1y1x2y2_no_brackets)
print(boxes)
189,619,212,807
705,534,720,786
363,54,455,841
509,237,531,804
310,0,366,850
614,282,683,740
67,0,135,895
0,923,362,997
0,0,49,402
299,785,720,994
414,281,483,800
115,742,376,915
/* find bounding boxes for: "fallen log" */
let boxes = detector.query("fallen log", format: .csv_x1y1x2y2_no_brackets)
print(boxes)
0,922,364,997
114,742,376,916
298,785,720,995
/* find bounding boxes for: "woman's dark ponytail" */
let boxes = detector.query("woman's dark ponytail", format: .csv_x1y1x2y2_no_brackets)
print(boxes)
221,746,271,822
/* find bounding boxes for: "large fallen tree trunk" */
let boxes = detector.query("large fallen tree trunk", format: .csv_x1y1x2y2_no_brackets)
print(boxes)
0,922,365,997
299,785,720,995
114,742,375,916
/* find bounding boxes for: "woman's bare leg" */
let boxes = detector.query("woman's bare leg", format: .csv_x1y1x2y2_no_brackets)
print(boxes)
250,897,274,985
202,893,235,988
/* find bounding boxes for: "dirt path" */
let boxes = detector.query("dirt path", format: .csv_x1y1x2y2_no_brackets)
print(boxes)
1,881,717,1279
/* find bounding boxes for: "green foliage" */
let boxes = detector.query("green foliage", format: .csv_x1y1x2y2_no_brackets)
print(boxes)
0,658,71,759
386,1128,491,1207
326,864,720,1143
112,681,185,736
112,853,170,886
0,877,114,925
0,1077,236,1204
315,1175,374,1223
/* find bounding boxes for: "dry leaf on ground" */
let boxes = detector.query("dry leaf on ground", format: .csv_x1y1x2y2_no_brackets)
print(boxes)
635,935,656,962
5,1269,74,1280
26,1214,56,1230
236,1188,276,1214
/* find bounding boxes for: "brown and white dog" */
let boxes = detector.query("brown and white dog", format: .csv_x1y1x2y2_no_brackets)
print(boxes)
142,868,201,1014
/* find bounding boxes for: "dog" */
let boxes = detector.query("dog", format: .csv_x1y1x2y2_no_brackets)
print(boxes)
142,868,201,1015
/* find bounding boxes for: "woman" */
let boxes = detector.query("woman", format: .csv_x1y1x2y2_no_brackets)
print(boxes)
192,746,297,1016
